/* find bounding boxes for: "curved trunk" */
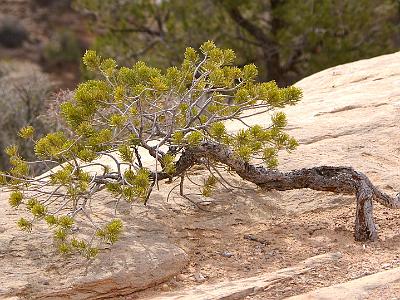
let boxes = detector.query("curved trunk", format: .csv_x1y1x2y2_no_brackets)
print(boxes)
150,142,400,242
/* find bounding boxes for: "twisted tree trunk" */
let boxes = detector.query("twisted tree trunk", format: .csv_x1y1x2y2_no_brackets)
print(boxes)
155,142,400,242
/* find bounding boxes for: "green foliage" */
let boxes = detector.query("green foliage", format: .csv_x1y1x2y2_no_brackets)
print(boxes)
75,80,110,105
58,216,74,229
70,238,99,258
186,131,204,146
71,237,86,250
50,165,74,185
122,168,151,201
74,0,399,85
44,215,58,226
9,191,23,208
3,42,304,259
49,214,98,257
242,64,258,81
85,247,99,259
263,148,279,169
4,145,19,157
8,155,29,178
54,228,67,241
96,219,123,244
118,145,133,163
77,148,98,162
26,198,39,210
60,79,111,130
201,176,218,197
209,122,226,141
58,242,71,254
0,171,7,185
162,154,176,175
17,217,32,232
34,131,69,160
83,50,101,70
172,131,185,145
106,182,122,195
43,29,83,68
18,126,35,140
100,58,117,77
30,202,47,217
109,114,127,128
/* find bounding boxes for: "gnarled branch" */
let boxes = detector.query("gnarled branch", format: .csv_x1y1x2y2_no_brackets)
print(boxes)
152,141,400,242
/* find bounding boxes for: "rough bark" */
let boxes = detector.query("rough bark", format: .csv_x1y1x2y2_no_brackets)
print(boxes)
222,4,286,85
153,142,400,242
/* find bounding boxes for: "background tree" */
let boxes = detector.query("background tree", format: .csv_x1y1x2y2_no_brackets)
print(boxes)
74,0,399,85
0,61,54,174
2,43,400,258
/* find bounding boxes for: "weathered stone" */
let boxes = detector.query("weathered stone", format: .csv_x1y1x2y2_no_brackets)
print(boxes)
285,266,400,300
225,51,400,213
147,252,342,300
0,191,188,299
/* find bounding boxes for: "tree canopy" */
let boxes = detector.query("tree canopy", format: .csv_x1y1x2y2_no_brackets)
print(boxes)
74,0,399,85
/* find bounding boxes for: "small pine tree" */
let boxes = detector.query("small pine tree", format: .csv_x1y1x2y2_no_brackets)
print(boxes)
0,42,301,257
2,41,399,257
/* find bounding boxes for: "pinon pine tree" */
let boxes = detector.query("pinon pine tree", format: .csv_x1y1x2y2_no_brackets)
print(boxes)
2,41,399,258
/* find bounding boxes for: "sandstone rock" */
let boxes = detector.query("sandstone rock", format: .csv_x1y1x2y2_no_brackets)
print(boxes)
0,190,188,299
280,52,400,212
147,252,342,300
176,274,187,281
224,51,400,213
285,266,400,300
194,272,206,283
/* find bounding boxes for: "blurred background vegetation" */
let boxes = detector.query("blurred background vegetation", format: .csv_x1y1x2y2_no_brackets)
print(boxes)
0,0,399,171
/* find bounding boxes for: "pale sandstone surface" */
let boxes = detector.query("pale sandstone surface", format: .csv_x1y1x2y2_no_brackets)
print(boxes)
272,51,400,213
0,189,188,299
147,252,342,300
1,52,400,299
222,52,400,213
285,265,400,300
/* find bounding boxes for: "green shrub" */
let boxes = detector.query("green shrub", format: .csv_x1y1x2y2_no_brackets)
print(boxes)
42,30,83,68
2,42,302,258
0,61,54,173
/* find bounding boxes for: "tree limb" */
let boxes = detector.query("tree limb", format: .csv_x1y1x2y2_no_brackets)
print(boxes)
152,141,400,242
